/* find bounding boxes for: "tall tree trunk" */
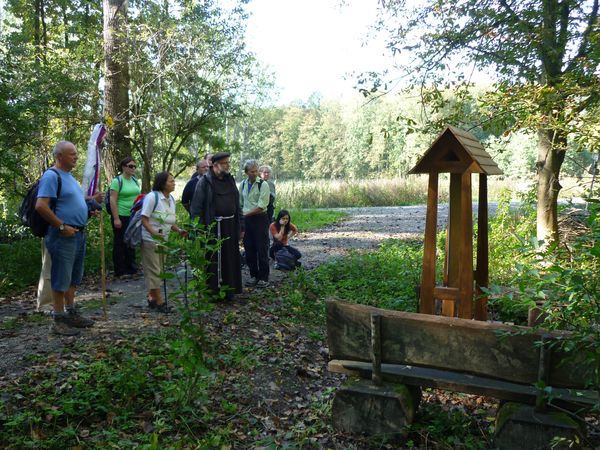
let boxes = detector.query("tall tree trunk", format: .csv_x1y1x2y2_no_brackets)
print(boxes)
142,125,154,192
536,128,566,245
103,0,131,182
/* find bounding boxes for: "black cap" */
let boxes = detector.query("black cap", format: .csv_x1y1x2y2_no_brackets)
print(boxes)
211,152,230,163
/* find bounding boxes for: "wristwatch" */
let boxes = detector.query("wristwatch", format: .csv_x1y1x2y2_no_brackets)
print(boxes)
59,223,65,232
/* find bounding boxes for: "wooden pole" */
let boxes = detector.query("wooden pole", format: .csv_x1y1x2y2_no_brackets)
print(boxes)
444,174,462,317
370,313,382,386
475,174,488,321
419,174,438,315
99,172,108,321
457,172,473,319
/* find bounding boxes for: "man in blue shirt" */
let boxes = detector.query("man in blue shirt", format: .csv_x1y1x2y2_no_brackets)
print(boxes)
35,141,99,336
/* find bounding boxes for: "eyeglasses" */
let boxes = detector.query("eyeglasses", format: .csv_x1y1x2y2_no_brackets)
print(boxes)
125,164,136,169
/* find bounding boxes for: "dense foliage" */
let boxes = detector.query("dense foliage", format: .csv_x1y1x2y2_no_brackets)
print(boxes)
225,94,595,182
0,0,264,195
371,0,600,243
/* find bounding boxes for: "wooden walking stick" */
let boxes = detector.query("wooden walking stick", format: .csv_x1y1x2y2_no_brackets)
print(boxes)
99,198,108,320
82,124,109,320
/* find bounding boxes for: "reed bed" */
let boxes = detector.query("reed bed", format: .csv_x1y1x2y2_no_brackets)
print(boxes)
277,176,444,209
275,176,590,209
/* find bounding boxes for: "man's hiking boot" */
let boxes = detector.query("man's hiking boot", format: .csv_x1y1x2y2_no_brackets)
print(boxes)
50,316,80,336
65,308,94,328
245,277,258,287
256,280,269,288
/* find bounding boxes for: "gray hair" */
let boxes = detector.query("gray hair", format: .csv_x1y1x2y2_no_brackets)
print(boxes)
243,159,258,173
53,141,73,158
258,165,272,174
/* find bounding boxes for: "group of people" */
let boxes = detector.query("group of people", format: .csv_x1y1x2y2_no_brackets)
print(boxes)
35,141,301,336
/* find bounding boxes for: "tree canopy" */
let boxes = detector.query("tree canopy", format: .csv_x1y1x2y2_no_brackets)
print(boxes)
0,0,264,193
373,0,600,243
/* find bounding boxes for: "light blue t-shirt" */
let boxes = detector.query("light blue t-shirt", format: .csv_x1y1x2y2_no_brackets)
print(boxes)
37,168,88,227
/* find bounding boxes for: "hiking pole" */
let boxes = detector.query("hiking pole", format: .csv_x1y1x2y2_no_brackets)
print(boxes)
99,208,107,320
184,259,188,309
161,248,168,308
83,123,109,321
216,216,223,288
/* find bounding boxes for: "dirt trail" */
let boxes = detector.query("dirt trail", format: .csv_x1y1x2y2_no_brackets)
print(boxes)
0,205,463,448
0,205,444,381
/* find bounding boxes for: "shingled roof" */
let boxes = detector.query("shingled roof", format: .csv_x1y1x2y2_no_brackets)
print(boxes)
408,125,503,175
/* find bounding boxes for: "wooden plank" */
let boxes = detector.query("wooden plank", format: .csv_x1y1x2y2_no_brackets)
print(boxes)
326,300,589,388
445,174,462,317
447,125,481,143
478,163,504,175
431,161,471,173
434,286,459,301
370,314,382,385
474,174,488,321
419,175,438,315
462,144,489,157
328,360,598,408
458,172,473,319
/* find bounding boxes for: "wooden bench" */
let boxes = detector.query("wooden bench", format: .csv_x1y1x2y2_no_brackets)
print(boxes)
326,299,598,447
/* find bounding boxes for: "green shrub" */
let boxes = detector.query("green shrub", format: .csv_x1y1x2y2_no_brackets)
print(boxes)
280,240,424,328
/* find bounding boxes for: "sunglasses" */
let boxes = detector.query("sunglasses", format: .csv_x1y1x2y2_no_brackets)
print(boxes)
125,164,136,169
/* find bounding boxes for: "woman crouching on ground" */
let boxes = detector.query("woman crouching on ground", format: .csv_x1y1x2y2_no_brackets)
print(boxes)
140,171,186,312
269,209,301,265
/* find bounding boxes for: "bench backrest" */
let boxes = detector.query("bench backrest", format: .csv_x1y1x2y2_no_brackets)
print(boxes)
327,299,589,389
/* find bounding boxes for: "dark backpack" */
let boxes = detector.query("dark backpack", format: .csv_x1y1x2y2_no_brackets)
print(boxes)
106,175,139,217
274,247,298,271
123,191,159,248
19,168,62,237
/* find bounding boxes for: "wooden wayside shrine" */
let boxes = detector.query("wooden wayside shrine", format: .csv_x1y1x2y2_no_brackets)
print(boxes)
409,126,502,320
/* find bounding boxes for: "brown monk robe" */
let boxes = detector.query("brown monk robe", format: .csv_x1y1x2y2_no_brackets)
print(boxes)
189,152,242,298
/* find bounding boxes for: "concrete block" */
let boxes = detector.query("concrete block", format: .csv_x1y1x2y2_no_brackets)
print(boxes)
332,379,421,438
495,402,584,450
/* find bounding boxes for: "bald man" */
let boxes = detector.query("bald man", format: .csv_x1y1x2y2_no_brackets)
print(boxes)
35,141,98,336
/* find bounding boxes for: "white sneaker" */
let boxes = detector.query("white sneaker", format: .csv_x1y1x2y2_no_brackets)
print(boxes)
245,277,258,287
256,280,270,288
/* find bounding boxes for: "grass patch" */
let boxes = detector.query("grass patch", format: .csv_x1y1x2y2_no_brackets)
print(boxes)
278,240,424,330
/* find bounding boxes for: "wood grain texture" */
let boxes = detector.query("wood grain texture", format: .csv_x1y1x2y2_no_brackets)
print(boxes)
328,360,598,408
457,171,473,318
326,300,588,389
474,174,489,320
419,174,438,315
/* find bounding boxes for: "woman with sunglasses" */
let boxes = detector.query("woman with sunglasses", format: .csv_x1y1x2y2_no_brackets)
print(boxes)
109,157,141,277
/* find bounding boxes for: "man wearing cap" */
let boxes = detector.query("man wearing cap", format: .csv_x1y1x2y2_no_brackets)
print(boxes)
239,159,271,288
181,158,210,214
190,152,242,298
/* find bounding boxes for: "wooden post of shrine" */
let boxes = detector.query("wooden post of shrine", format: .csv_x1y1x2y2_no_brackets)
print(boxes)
409,126,502,320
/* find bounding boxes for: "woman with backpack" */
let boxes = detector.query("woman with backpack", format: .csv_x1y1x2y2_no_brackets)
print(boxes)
140,171,187,312
269,209,302,269
109,157,141,277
